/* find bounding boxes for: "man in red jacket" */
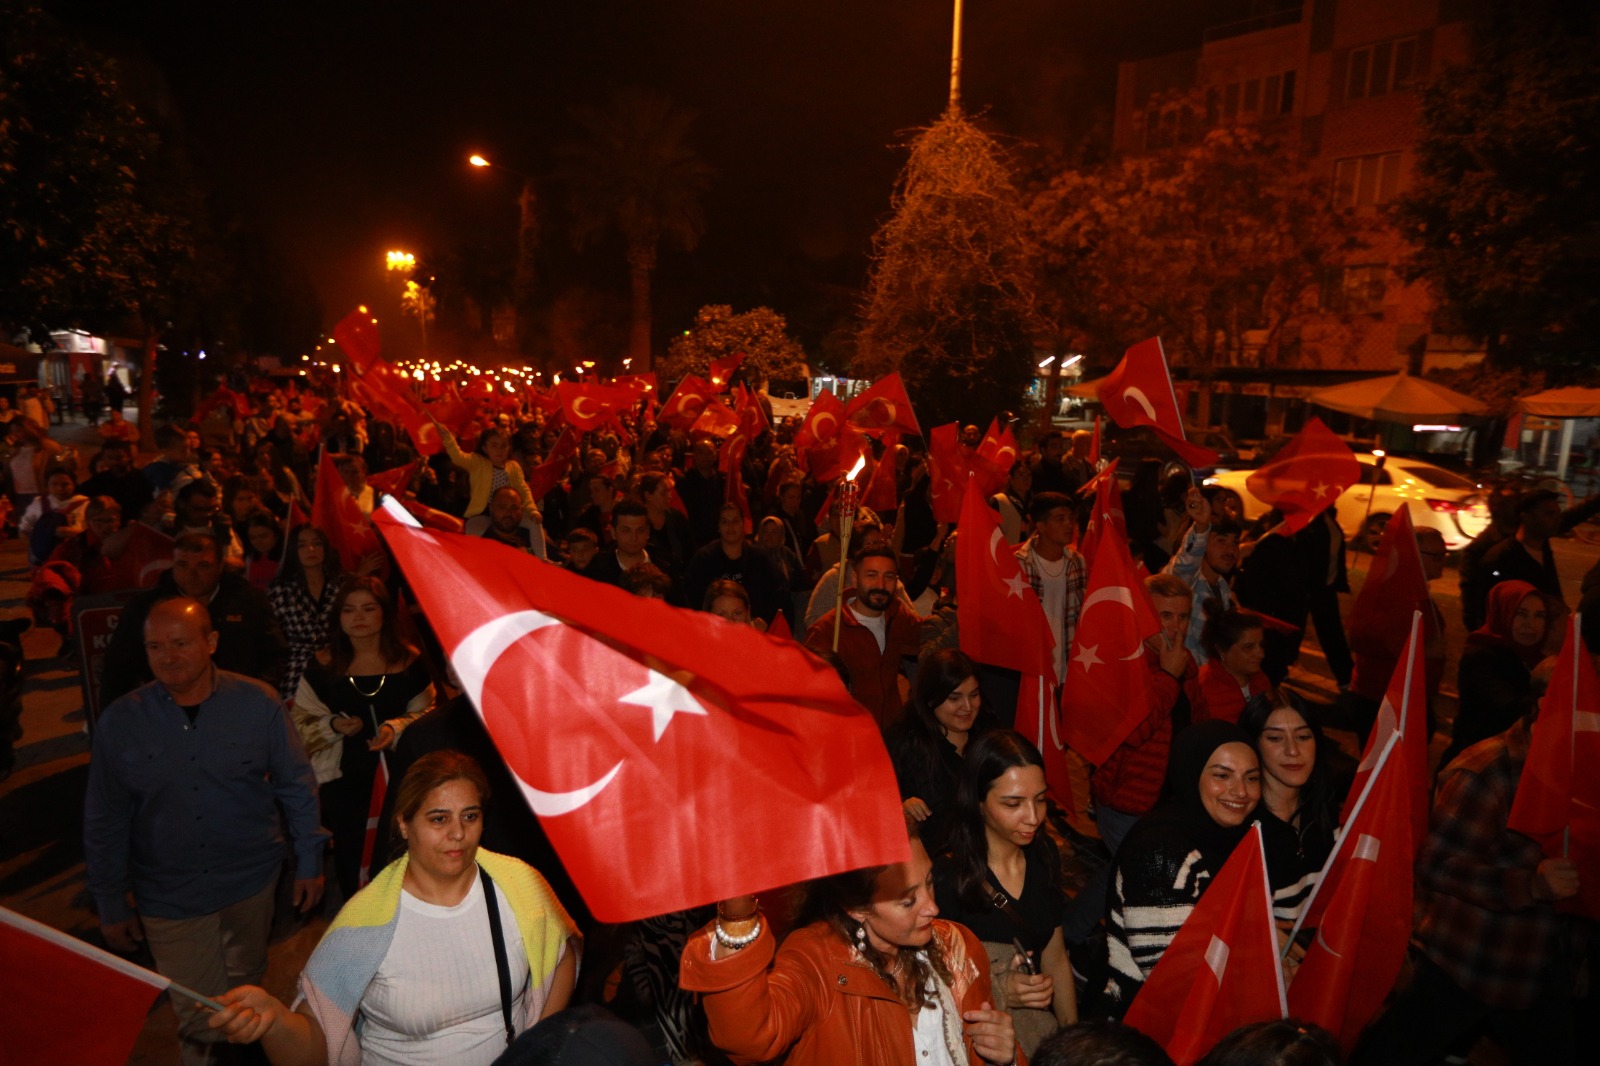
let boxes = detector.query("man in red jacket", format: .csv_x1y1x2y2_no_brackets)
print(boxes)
805,544,919,729
1061,572,1198,946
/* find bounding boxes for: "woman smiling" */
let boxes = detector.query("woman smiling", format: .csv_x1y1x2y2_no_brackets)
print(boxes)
1101,721,1262,1016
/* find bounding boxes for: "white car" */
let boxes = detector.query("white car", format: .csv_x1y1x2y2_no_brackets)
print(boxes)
1204,453,1490,551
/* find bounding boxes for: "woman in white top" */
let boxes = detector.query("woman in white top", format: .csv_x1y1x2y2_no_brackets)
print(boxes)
210,751,579,1066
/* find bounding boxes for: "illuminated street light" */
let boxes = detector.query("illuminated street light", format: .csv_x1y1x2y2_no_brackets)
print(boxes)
468,154,490,168
386,250,416,273
1038,355,1056,368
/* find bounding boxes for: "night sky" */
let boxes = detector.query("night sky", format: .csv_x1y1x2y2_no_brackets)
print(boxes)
46,0,1252,357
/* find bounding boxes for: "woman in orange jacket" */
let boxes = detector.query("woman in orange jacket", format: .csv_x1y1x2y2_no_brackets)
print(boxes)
679,834,1024,1066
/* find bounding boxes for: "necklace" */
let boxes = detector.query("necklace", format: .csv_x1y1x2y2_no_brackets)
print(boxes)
348,673,387,698
1035,552,1067,578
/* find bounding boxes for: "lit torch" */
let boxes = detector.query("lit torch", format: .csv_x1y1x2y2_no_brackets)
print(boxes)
832,452,868,652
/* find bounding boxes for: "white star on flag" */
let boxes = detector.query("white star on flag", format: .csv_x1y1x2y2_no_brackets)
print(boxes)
1004,573,1030,599
620,669,709,742
1073,643,1103,671
1311,481,1330,498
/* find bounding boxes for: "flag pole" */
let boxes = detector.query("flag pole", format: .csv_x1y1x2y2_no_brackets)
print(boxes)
832,461,864,652
0,905,225,1012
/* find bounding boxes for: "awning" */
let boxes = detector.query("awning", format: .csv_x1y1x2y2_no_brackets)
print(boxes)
1307,372,1487,424
1514,386,1600,418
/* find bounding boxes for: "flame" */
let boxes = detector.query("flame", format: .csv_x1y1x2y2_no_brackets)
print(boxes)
846,455,867,482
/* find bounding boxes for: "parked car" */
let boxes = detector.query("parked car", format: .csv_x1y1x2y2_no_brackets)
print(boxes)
1204,453,1491,551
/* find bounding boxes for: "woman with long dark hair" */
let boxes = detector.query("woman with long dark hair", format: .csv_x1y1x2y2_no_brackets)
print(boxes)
292,575,434,897
1238,691,1337,926
679,831,1021,1066
935,730,1077,1054
885,649,999,849
269,523,344,701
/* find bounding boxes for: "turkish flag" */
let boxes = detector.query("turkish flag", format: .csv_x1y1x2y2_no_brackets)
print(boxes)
659,375,713,430
1,906,172,1066
926,423,967,525
974,418,1018,497
1335,612,1429,868
371,509,909,921
724,435,753,534
732,382,768,439
692,398,742,440
1288,731,1414,1052
312,451,382,574
333,307,382,371
709,352,745,390
1245,418,1360,535
1097,338,1217,468
1077,459,1126,566
956,479,1053,678
795,392,865,482
612,373,658,398
104,521,175,591
862,434,900,515
1124,824,1286,1065
1346,504,1439,678
524,428,581,502
427,389,476,438
1060,523,1162,765
845,372,922,438
1508,615,1600,919
367,461,421,498
556,381,637,432
766,610,793,641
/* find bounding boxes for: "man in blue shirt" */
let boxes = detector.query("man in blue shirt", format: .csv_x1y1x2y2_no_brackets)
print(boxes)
85,597,326,1066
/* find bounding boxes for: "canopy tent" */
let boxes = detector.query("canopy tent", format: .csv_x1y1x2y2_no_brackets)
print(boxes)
1306,372,1487,424
1514,386,1600,481
1515,386,1600,419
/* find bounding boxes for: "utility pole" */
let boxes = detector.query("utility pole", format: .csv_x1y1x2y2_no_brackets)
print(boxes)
949,0,965,109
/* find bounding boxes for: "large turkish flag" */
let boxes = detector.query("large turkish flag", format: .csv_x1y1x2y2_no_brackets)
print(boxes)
956,479,1053,678
659,375,713,430
845,372,922,438
1244,417,1360,535
1097,337,1217,468
373,509,909,921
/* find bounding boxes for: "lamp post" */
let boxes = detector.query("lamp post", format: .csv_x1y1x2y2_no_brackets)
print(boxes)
469,153,538,359
385,249,430,354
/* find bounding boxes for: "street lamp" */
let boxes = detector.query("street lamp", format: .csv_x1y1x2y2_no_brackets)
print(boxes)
468,152,538,359
385,249,430,354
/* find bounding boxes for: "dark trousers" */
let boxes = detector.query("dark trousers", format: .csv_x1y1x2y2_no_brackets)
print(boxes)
1355,952,1574,1065
1308,586,1353,686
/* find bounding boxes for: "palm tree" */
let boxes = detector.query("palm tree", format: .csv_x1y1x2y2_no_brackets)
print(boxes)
555,88,713,371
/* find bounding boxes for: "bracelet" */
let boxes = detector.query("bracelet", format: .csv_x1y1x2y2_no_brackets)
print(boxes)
717,897,759,923
714,919,763,950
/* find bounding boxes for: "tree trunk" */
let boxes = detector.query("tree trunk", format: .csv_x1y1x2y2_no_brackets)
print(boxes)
139,321,159,452
627,242,656,372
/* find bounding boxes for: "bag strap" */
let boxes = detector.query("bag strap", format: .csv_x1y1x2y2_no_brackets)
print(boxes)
479,865,515,1047
983,869,1038,940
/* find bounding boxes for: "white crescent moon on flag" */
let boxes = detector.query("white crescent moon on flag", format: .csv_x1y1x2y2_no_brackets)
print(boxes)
1121,387,1159,422
988,527,1007,563
876,399,897,426
811,411,837,440
452,609,624,816
416,422,439,448
1080,585,1147,660
571,396,598,421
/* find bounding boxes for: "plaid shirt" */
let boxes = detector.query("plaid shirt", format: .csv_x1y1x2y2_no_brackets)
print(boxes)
1015,537,1086,684
1414,719,1571,1009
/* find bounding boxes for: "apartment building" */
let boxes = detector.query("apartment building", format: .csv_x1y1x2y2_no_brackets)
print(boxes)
1111,1,1481,384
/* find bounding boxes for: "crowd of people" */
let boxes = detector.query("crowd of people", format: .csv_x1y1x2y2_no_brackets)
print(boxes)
5,374,1595,1066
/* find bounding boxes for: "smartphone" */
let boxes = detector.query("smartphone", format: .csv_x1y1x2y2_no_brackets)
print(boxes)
1012,938,1036,975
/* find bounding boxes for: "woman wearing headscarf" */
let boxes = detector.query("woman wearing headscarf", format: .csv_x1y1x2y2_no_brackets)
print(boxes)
1437,580,1549,769
1102,720,1262,1017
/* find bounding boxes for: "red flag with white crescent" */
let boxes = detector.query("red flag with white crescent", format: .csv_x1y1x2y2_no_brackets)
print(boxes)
659,375,713,430
1060,522,1162,765
1287,731,1414,1052
926,423,967,525
1097,338,1217,468
955,478,1053,678
1245,417,1361,535
1124,825,1287,1065
709,352,745,390
556,381,637,432
371,508,908,922
311,452,383,574
845,372,922,438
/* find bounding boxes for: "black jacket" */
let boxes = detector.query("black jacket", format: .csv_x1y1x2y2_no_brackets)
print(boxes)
99,571,289,704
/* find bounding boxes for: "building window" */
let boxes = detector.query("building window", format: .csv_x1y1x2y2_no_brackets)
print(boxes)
1322,265,1389,315
1333,152,1403,208
1345,36,1420,99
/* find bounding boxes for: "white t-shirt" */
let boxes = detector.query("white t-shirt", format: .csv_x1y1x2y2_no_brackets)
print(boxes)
1037,567,1069,682
359,877,529,1066
849,602,890,653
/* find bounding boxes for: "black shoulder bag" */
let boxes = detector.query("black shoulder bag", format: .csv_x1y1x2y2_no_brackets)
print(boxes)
479,866,515,1048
